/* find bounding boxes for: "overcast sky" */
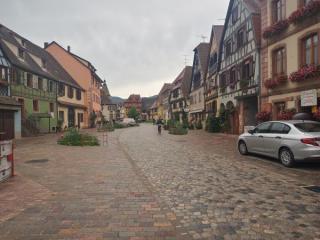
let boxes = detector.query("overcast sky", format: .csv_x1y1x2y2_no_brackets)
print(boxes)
1,0,229,98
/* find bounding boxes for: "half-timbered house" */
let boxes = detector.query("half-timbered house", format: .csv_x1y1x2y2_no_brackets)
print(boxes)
189,43,210,126
205,25,224,118
218,0,261,134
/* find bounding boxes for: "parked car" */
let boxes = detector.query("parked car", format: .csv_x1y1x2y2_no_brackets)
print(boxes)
238,120,320,167
120,118,137,126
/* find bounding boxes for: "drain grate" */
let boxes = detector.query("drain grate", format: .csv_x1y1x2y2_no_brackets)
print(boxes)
303,185,320,193
25,159,49,164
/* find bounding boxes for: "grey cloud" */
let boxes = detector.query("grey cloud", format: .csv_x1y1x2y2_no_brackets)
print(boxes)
1,0,229,98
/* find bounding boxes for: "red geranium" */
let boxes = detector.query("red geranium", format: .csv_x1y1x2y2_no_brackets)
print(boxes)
256,111,271,122
263,20,289,39
277,109,296,120
289,1,320,24
264,75,288,89
289,65,319,82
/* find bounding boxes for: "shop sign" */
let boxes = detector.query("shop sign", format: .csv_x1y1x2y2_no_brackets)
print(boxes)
301,89,317,107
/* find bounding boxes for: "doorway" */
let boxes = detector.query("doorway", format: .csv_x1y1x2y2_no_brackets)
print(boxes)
68,107,75,127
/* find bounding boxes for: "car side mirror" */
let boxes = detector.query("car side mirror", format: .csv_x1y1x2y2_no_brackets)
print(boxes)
248,129,254,134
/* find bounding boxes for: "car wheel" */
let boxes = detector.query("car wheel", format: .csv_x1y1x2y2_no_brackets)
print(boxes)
279,148,295,167
238,141,248,155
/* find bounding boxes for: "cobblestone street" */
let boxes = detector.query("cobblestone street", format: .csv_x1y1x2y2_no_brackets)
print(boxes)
0,124,320,239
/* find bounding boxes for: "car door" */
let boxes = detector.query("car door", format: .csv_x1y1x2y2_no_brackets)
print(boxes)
246,122,272,154
264,122,291,157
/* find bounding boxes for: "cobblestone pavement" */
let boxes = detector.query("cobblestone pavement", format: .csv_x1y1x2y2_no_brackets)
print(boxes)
0,124,319,239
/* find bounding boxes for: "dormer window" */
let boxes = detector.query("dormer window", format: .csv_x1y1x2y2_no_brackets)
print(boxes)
232,6,239,23
21,39,26,47
18,48,25,59
226,40,232,57
42,59,47,69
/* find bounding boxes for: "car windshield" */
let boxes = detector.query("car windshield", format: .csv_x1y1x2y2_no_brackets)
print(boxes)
294,122,320,132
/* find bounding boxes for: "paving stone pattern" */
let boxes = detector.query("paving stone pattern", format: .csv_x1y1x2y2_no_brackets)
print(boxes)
0,124,319,239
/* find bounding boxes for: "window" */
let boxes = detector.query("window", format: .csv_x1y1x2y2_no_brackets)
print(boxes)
275,102,285,118
193,72,201,89
230,67,237,87
300,0,312,7
33,100,39,112
21,39,26,47
301,33,319,66
273,47,286,76
78,113,84,123
198,91,201,102
232,6,238,23
27,73,33,87
49,102,54,112
48,80,54,92
226,39,232,57
272,0,285,23
254,122,272,133
237,28,246,48
18,48,24,59
0,67,8,81
76,89,81,100
38,77,43,90
242,58,253,80
58,83,65,96
270,122,290,134
294,122,320,132
59,111,64,121
41,59,47,69
67,86,73,98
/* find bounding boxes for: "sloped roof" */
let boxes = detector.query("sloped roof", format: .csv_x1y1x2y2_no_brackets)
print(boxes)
0,24,82,89
211,25,224,50
141,95,157,111
194,42,210,76
46,41,103,83
125,94,142,103
171,66,192,98
101,81,113,105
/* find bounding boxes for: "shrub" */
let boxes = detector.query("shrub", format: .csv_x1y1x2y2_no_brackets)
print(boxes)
58,128,99,146
169,124,188,135
167,119,176,129
256,111,271,123
114,122,125,129
206,116,221,133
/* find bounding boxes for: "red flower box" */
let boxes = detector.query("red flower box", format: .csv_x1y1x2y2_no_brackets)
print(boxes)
277,109,296,120
264,75,288,89
289,65,320,82
256,111,271,122
289,1,320,24
263,20,289,39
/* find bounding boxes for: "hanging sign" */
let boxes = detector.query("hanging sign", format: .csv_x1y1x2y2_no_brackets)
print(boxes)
301,89,317,107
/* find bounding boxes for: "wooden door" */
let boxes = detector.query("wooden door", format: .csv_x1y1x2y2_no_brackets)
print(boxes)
0,110,14,140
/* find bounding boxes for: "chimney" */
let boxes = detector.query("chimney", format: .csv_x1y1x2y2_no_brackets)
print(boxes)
67,46,71,52
44,42,48,48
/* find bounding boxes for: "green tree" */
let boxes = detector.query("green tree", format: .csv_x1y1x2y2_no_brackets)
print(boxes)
128,107,139,120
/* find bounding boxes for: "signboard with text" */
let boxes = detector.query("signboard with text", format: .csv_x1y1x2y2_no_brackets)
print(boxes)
301,89,317,107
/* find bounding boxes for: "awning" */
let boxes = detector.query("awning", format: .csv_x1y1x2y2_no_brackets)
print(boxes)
58,100,87,109
189,109,205,114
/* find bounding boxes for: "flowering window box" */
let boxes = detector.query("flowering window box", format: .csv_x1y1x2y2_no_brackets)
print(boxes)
262,20,289,39
289,0,320,24
256,111,271,123
277,109,296,120
264,75,288,89
289,65,320,82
